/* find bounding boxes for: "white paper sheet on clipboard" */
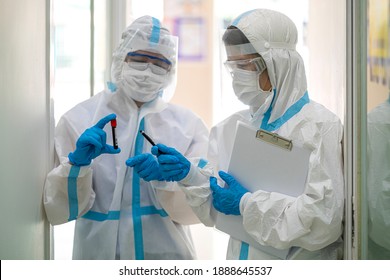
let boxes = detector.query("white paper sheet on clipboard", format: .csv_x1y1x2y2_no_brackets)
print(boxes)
214,121,312,259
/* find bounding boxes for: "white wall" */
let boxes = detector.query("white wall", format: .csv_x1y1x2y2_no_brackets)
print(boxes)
0,0,51,259
308,0,346,121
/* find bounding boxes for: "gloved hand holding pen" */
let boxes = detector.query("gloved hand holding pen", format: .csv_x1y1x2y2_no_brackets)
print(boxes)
126,153,164,181
210,171,250,215
151,144,191,182
68,113,121,166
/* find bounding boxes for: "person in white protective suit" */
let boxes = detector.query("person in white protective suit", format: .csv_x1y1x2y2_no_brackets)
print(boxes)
146,9,345,260
367,97,390,259
43,15,212,260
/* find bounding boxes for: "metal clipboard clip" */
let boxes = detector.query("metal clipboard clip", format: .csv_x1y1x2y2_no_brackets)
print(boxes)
255,129,293,151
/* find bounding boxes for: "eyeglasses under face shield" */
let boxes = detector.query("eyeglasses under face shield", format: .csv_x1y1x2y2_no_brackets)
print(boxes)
224,56,267,76
222,28,267,77
126,52,172,75
115,27,178,75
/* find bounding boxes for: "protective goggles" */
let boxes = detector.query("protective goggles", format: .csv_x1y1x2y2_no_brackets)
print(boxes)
126,52,172,72
224,56,267,75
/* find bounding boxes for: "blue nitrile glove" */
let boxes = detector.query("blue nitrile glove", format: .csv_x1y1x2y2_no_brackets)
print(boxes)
126,153,164,181
210,170,250,215
151,143,190,182
68,114,121,166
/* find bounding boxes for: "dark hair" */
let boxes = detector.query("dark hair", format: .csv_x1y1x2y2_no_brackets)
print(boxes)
222,26,250,46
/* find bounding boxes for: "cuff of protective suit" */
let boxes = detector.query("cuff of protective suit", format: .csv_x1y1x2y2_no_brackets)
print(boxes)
239,192,252,215
67,157,91,167
179,164,199,185
64,161,91,172
179,164,208,186
149,180,170,190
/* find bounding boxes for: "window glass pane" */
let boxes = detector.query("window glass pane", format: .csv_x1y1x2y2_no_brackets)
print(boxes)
52,0,92,259
365,0,390,260
94,0,110,93
52,0,91,124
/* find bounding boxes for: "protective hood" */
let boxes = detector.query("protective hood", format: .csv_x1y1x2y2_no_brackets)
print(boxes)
110,15,178,102
230,9,308,130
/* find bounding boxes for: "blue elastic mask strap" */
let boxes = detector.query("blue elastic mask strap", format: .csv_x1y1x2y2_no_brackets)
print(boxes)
133,118,145,259
232,10,256,26
261,91,310,131
150,17,160,44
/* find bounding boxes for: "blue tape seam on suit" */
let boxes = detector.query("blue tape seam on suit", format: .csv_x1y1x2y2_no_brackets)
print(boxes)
197,158,208,168
68,165,80,221
239,242,249,260
132,117,145,259
261,90,309,131
232,10,256,26
150,17,160,44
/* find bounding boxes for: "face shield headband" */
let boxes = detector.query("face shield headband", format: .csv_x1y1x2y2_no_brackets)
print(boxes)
223,27,296,58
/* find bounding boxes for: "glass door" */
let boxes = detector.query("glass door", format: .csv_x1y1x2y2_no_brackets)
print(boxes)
364,0,390,260
350,0,390,260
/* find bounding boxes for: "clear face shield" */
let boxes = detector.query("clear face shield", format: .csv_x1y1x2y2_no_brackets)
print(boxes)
221,28,267,78
111,28,179,102
220,28,273,108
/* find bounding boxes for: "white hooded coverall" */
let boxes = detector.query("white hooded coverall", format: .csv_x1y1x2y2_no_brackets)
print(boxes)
44,16,211,260
181,9,344,260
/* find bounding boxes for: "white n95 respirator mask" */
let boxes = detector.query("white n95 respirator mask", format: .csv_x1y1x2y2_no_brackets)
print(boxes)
120,62,170,103
232,69,272,107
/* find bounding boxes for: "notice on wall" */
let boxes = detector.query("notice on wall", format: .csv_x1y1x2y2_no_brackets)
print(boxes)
164,0,207,61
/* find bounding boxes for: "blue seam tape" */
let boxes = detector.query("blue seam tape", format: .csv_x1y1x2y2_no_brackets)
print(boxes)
239,242,249,260
133,118,145,259
150,17,160,44
107,81,117,92
81,206,167,221
197,158,208,169
260,88,277,129
232,10,256,26
82,210,120,221
68,165,80,221
261,91,310,131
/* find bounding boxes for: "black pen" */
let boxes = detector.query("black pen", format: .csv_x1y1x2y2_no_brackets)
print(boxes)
139,130,156,146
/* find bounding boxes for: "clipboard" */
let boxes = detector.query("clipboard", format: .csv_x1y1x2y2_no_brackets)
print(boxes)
214,121,311,259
